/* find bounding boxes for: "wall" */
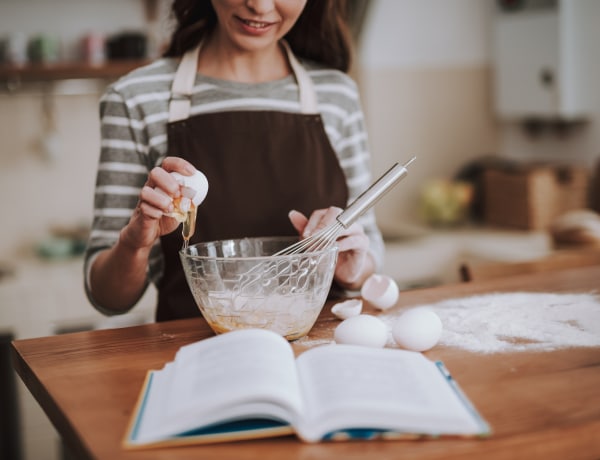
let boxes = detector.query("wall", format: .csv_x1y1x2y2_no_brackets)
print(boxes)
0,3,170,460
0,0,172,60
0,0,172,258
357,0,499,237
357,0,600,237
0,86,100,257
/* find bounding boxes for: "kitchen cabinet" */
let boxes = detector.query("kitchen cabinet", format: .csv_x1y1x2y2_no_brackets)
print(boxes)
0,256,156,460
492,0,600,120
383,227,551,288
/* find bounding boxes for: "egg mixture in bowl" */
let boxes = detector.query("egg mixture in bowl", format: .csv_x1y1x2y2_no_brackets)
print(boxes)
180,236,338,341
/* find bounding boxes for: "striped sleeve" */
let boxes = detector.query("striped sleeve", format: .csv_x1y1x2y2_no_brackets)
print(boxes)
83,85,163,314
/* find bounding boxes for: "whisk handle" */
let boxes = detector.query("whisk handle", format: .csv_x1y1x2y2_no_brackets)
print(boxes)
336,157,415,228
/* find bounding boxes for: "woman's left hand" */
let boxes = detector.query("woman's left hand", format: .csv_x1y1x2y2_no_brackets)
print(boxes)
288,208,374,289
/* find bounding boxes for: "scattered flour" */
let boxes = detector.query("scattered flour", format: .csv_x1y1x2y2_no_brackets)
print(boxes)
294,336,334,348
380,292,600,353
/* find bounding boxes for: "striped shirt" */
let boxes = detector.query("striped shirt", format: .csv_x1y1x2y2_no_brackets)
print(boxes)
85,56,385,312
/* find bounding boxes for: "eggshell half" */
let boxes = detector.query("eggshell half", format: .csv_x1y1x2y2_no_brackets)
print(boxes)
334,314,388,348
331,299,363,320
361,274,399,310
391,308,442,352
170,170,209,206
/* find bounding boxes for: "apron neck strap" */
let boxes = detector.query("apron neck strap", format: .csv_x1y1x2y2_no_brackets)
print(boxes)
169,40,318,122
280,40,318,114
169,43,201,123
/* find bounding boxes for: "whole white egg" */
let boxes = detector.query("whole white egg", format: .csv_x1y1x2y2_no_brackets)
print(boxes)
361,274,399,310
334,314,388,348
391,308,442,352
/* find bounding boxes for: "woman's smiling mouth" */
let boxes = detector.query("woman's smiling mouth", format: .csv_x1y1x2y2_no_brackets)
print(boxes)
237,17,275,30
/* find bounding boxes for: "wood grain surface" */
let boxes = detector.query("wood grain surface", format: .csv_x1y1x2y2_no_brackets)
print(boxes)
12,266,600,460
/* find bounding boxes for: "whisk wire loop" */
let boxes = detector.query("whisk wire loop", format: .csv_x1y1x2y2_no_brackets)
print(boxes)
275,157,416,256
275,221,344,256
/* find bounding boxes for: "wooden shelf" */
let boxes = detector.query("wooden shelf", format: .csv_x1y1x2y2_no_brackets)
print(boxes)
0,60,151,83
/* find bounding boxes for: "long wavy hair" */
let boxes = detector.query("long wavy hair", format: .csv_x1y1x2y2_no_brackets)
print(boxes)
162,0,353,72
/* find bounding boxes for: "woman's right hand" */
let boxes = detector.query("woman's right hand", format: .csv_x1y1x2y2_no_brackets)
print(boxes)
119,156,198,251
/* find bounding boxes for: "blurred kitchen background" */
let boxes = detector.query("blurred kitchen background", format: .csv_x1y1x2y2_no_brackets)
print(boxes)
1,0,600,459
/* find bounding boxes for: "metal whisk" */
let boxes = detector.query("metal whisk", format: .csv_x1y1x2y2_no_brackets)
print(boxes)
233,158,415,295
275,156,416,256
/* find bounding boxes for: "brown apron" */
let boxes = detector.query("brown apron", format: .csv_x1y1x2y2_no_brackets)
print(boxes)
157,42,348,321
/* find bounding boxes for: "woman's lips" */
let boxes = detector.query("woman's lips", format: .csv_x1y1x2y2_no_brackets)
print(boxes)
242,19,270,28
236,16,276,33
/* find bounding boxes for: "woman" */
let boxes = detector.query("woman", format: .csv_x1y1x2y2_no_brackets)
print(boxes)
85,0,385,321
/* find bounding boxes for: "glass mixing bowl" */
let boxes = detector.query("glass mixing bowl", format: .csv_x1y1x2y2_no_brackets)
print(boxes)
180,236,338,340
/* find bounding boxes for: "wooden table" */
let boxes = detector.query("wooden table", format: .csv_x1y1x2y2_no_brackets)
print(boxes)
12,266,600,460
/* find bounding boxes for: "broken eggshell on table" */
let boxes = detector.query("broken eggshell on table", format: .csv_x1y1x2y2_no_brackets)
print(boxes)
360,273,399,310
330,273,398,319
331,272,442,352
331,299,363,320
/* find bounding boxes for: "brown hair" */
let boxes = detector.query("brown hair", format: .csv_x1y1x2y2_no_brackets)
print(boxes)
163,0,353,72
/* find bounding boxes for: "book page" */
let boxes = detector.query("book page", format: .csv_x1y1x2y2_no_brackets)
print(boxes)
295,345,484,442
131,363,177,443
134,329,303,442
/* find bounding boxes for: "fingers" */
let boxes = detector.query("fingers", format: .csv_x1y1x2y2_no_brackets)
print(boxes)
331,220,370,286
121,157,197,250
147,167,180,196
160,156,196,175
288,210,308,234
140,185,173,217
134,157,195,226
334,228,373,288
335,230,369,253
335,222,369,270
144,156,197,215
290,206,369,254
302,206,342,238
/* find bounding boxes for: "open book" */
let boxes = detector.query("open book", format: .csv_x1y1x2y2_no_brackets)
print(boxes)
124,328,490,448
